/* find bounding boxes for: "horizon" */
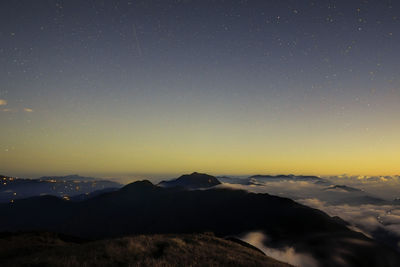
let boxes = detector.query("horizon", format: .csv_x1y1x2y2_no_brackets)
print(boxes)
2,170,400,185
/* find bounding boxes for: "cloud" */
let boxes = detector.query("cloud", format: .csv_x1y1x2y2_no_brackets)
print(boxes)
218,176,400,251
220,174,400,201
218,179,345,202
326,175,400,186
240,231,318,267
0,100,35,113
298,198,400,243
325,175,400,200
0,107,34,113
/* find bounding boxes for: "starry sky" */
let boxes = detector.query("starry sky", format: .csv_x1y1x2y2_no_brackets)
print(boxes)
0,0,399,179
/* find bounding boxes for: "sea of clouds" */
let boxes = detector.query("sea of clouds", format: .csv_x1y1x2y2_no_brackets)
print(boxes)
217,175,400,252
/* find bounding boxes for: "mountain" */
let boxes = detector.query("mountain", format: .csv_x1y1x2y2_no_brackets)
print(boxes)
250,174,323,182
320,185,391,205
0,174,122,203
323,185,363,193
333,195,390,205
219,174,331,186
217,176,252,185
0,232,291,267
158,172,221,189
218,176,267,186
39,174,121,183
39,174,99,181
70,187,120,201
1,178,399,266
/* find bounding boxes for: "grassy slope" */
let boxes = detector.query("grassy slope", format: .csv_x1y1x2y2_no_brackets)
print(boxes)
0,232,292,267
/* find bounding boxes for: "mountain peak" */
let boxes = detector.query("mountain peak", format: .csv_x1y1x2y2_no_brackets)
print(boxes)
158,172,221,189
324,185,362,193
121,180,155,191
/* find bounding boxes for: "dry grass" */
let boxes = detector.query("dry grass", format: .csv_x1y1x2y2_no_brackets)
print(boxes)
0,232,292,267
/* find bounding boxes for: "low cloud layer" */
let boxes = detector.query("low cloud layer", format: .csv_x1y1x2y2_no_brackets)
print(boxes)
326,175,400,200
241,231,318,267
299,198,400,243
218,175,400,251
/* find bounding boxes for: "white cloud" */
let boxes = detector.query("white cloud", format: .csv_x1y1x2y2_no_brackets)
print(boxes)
218,176,400,251
324,175,400,200
298,198,400,240
240,231,318,267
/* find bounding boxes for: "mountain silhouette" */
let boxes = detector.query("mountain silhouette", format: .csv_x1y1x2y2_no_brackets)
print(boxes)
1,178,399,266
0,175,122,203
219,174,331,186
39,174,97,181
250,174,323,182
323,184,362,192
158,172,221,189
70,187,120,201
0,232,292,267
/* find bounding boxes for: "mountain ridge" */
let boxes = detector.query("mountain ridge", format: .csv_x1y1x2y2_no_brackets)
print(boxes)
158,172,221,189
0,232,292,267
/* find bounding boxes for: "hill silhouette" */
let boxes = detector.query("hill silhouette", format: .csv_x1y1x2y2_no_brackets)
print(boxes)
323,184,362,192
39,174,97,181
158,172,221,189
249,174,323,182
0,174,122,203
0,232,291,267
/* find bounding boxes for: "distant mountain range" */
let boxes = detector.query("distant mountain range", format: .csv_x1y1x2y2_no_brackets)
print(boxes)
0,174,122,203
323,184,362,192
218,174,331,185
249,174,323,182
218,174,396,206
317,184,394,205
39,174,98,181
1,172,399,267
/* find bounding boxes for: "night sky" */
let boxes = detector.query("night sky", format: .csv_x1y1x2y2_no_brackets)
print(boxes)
1,0,399,178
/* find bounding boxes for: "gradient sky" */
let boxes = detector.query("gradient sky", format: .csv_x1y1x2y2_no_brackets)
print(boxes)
0,0,399,179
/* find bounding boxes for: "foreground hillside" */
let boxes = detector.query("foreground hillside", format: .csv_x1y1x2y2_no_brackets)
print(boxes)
0,232,291,267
